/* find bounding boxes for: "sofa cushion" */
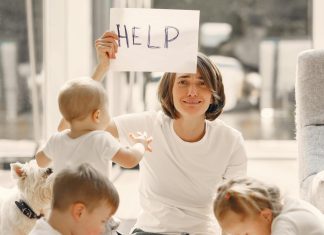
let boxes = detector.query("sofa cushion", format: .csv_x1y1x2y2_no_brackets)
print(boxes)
311,170,324,213
299,125,324,199
296,49,324,127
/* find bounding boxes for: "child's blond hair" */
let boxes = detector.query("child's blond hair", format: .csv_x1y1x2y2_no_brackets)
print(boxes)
52,163,119,215
58,77,108,122
214,177,283,220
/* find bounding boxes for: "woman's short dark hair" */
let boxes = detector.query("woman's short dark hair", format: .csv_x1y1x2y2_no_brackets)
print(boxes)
158,52,225,121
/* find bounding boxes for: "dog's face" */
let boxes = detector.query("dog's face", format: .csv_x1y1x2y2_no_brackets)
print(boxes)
10,160,54,206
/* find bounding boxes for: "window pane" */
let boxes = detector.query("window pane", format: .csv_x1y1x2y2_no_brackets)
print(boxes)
146,0,310,140
0,0,43,140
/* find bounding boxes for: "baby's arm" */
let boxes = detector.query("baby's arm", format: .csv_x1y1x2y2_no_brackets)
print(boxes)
35,151,52,168
112,143,145,168
112,132,152,168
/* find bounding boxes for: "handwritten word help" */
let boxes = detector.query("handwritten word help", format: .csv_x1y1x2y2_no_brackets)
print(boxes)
115,24,179,49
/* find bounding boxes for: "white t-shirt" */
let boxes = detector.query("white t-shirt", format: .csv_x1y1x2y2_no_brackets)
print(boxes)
114,111,247,235
271,197,324,235
43,130,121,177
29,218,61,235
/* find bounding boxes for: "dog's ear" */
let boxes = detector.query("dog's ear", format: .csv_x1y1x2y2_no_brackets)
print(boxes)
10,162,26,179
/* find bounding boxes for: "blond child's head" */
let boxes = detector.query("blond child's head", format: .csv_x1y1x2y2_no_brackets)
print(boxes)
52,163,119,235
58,77,109,125
214,177,283,235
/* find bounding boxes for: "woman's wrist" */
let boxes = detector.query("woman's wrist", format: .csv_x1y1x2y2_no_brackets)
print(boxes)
92,63,109,81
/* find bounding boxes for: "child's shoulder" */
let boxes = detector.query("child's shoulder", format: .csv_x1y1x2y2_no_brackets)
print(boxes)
86,130,113,138
280,197,324,219
48,129,70,141
272,197,324,233
64,131,119,150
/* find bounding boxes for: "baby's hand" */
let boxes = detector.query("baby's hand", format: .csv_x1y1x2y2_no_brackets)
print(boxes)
129,131,153,152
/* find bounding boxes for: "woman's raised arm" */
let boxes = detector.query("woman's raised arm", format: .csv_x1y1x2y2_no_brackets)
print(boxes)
92,31,120,138
92,31,119,81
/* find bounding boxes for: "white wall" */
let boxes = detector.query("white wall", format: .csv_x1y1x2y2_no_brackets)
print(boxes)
43,0,92,138
313,0,324,49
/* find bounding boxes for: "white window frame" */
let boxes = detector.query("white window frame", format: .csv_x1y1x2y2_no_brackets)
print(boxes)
313,0,324,49
43,0,92,138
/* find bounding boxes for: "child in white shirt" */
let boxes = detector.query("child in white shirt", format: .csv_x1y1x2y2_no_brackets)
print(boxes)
36,77,152,175
29,163,120,235
214,177,324,235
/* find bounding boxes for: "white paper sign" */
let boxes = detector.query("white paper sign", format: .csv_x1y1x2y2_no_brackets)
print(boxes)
109,8,200,73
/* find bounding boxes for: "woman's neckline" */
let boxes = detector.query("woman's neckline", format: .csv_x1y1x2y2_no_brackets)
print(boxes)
171,118,208,143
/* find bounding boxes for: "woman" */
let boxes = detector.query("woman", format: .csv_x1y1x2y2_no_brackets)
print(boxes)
94,31,247,235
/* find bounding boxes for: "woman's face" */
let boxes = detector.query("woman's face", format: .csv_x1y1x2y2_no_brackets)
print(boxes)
172,71,212,119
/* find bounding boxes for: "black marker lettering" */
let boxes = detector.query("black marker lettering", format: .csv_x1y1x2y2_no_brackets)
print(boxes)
132,27,141,46
147,25,160,49
164,26,179,48
116,24,129,48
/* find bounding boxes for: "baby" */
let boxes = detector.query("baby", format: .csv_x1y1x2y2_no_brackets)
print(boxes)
36,77,152,175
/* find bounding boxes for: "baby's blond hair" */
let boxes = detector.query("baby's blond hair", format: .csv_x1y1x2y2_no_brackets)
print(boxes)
58,77,108,122
214,177,283,221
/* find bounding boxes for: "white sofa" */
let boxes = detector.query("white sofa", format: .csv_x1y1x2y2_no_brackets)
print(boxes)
296,49,324,212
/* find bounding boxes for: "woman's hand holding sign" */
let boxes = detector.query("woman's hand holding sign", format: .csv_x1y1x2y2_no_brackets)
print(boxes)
93,31,118,81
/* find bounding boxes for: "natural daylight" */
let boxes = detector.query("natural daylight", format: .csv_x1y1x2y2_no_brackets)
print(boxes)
0,0,324,235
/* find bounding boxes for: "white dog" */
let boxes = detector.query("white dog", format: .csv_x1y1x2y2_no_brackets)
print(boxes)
0,160,53,235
